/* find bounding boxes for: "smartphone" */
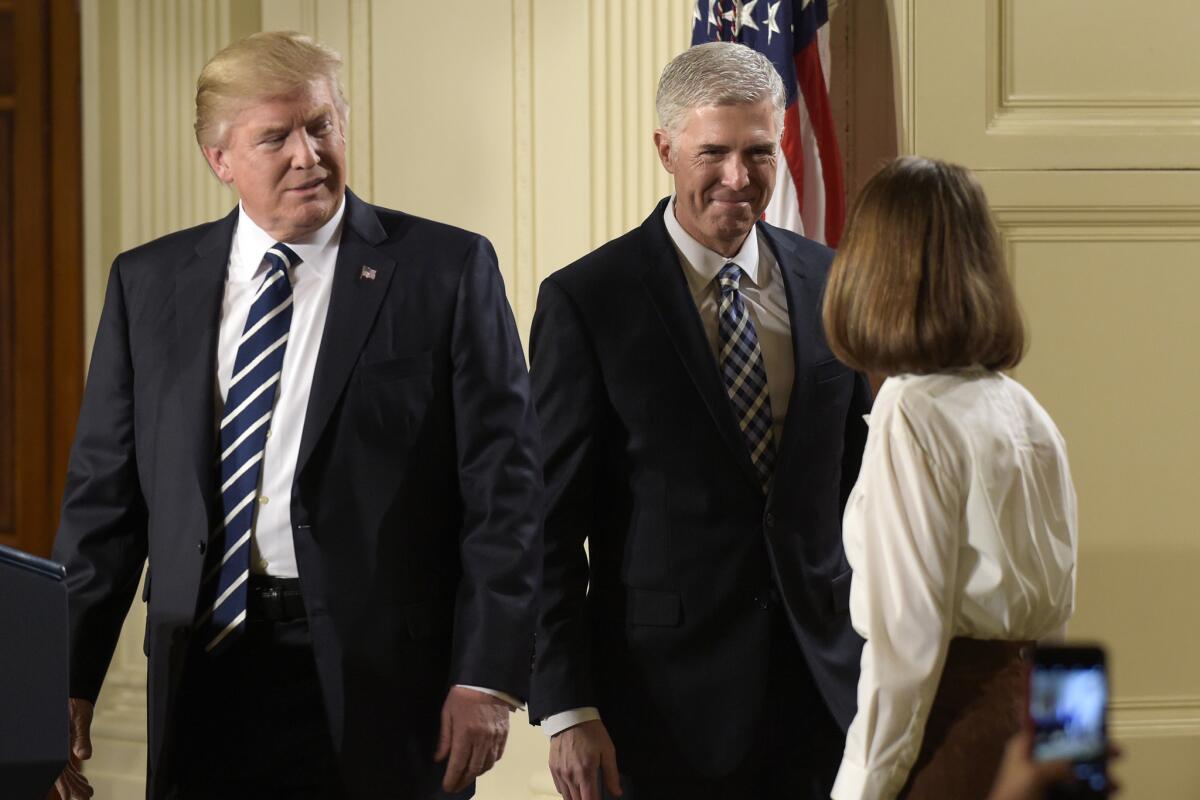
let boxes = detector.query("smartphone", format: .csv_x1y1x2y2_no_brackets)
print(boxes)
1029,644,1110,798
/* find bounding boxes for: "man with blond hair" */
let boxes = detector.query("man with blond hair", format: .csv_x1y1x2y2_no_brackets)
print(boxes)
529,42,871,800
51,31,542,799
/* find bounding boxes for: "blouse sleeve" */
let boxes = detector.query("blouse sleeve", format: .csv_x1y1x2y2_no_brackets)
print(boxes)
831,403,962,800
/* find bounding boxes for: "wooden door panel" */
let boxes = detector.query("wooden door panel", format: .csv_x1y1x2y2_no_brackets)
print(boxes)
0,0,82,557
0,111,12,541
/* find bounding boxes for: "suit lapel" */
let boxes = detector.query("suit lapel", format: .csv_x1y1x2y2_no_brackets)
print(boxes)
638,200,763,492
296,190,396,475
174,208,237,526
759,223,822,493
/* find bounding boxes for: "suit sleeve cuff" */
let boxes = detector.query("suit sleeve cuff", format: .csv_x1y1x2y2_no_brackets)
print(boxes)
455,685,523,710
540,707,601,737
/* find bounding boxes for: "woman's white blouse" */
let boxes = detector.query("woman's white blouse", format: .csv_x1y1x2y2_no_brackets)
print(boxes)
831,370,1078,800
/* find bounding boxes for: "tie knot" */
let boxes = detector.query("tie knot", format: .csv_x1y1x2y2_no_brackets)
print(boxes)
264,242,301,274
717,261,743,293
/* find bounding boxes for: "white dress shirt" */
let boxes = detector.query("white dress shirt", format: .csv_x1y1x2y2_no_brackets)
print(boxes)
540,199,795,737
831,370,1078,800
216,202,343,578
216,201,518,708
664,196,794,443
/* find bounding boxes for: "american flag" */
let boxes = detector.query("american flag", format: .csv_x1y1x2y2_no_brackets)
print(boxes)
692,0,845,246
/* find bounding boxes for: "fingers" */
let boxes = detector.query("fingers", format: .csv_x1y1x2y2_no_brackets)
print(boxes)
494,723,509,764
434,703,452,763
600,747,622,797
56,702,96,800
441,731,472,793
466,738,492,784
442,719,507,791
550,770,574,800
550,737,580,800
579,769,603,800
549,725,615,800
54,757,94,800
68,698,95,761
1032,758,1076,785
439,689,511,792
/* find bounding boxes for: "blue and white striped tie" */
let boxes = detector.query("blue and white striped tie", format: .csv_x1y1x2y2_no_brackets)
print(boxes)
200,242,299,654
716,262,776,493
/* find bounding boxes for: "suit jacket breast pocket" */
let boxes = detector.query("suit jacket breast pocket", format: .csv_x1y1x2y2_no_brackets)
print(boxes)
355,351,434,446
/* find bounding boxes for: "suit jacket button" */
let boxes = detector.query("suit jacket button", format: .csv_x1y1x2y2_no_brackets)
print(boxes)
764,512,776,528
197,540,206,555
754,594,770,609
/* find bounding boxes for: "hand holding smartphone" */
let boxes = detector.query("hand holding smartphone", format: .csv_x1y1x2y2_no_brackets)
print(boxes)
1029,644,1110,798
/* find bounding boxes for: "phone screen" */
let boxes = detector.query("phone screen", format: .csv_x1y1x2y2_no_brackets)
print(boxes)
1030,648,1108,796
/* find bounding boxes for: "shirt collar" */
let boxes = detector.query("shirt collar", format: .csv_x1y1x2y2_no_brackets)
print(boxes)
231,196,347,280
662,195,761,288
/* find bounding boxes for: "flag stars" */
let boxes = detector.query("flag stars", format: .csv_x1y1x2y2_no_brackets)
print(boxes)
740,0,760,32
764,1,782,44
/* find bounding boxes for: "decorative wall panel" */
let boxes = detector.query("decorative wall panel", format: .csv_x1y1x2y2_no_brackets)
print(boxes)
982,170,1200,796
904,0,1200,169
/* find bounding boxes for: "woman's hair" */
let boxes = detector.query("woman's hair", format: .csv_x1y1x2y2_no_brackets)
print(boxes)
822,155,1025,375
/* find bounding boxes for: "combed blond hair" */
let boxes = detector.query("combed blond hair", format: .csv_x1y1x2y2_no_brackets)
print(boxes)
194,31,347,148
822,156,1025,375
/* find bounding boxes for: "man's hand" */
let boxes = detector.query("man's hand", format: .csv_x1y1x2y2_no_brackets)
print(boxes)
434,686,512,793
549,719,621,800
52,698,95,800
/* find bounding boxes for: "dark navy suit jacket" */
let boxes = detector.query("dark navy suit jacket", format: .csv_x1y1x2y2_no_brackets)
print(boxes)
53,190,543,799
529,198,870,778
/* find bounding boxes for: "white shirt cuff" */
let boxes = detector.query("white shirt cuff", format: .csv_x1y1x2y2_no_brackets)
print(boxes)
540,706,601,737
455,685,523,710
831,757,906,800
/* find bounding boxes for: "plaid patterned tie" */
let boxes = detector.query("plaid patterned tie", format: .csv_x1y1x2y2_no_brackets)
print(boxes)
199,242,299,654
716,262,775,493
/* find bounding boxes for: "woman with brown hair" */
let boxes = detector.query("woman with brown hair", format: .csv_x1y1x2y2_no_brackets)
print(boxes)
826,156,1079,800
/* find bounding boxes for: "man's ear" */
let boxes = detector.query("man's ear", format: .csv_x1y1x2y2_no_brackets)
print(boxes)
201,145,234,184
653,129,675,174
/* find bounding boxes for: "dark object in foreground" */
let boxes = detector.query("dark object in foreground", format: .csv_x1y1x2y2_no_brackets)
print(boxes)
0,544,68,799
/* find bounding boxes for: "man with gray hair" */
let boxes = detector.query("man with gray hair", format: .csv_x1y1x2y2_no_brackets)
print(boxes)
51,31,542,799
529,41,871,800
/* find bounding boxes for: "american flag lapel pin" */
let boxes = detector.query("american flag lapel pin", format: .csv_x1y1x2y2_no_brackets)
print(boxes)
359,265,377,281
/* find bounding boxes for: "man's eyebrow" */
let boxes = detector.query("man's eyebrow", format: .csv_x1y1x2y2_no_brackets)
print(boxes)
305,105,335,123
254,124,290,138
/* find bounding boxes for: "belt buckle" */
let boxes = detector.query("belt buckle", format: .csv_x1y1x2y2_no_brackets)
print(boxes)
261,585,283,620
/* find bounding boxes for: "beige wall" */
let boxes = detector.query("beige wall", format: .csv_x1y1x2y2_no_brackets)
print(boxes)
80,0,1198,797
896,1,1200,795
81,1,692,797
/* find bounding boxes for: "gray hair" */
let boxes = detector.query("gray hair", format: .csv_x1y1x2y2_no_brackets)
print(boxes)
655,41,786,139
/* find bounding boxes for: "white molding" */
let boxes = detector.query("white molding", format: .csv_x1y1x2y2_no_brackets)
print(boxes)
348,0,373,198
886,0,915,154
1111,696,1200,739
512,0,535,336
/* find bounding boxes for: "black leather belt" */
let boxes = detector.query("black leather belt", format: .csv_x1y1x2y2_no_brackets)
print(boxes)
247,576,306,622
